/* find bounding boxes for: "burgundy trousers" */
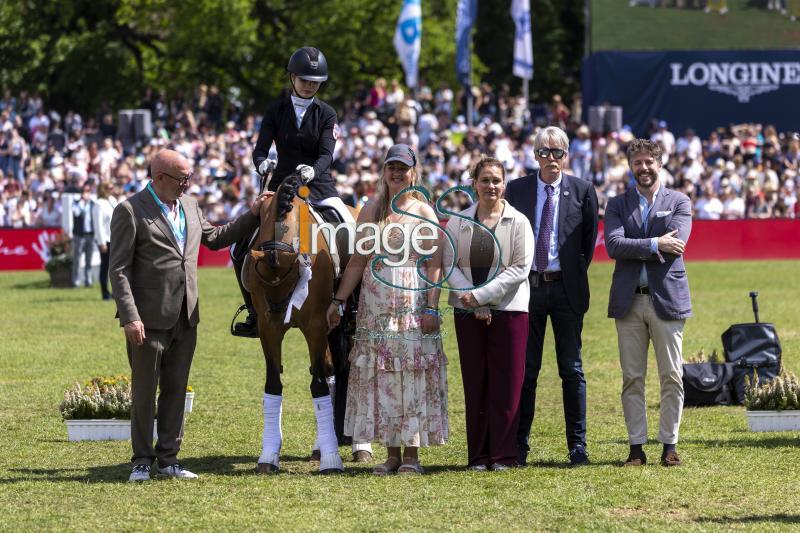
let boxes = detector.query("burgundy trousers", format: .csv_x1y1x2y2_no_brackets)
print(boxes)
454,309,529,467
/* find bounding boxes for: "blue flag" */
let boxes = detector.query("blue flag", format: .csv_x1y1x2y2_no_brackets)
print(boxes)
394,0,422,88
455,0,477,87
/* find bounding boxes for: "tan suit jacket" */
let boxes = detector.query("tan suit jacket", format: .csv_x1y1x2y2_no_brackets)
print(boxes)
110,188,258,330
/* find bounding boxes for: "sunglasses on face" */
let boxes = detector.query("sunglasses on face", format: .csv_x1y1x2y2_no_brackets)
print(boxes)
162,171,193,186
535,147,567,160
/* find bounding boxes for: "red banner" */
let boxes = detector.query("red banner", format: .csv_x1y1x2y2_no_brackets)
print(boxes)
593,219,800,262
2,220,799,270
0,228,62,270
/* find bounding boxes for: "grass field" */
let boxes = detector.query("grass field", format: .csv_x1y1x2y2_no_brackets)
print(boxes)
1,261,799,531
591,0,800,51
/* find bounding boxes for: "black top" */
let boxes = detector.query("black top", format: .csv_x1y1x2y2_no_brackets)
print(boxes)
252,95,338,202
469,213,496,288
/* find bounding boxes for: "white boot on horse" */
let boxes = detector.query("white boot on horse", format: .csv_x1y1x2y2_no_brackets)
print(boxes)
257,393,282,473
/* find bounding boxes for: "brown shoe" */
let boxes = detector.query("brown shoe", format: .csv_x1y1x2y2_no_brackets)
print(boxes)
309,449,321,462
661,450,681,466
352,450,373,463
623,454,647,467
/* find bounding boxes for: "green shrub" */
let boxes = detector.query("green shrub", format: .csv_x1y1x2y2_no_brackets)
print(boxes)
44,234,73,273
744,367,800,411
685,347,723,364
59,376,132,420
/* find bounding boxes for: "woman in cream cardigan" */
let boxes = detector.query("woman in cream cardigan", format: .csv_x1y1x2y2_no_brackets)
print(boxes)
444,156,534,471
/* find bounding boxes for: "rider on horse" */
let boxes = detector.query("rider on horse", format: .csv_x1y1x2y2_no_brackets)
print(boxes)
232,46,355,337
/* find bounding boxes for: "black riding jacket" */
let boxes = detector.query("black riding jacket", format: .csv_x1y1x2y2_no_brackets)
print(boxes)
252,95,338,202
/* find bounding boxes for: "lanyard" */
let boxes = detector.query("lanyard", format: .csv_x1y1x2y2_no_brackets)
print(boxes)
147,182,186,246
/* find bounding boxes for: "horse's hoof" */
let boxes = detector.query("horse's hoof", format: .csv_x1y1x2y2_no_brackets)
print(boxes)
309,449,321,462
319,468,344,475
352,450,373,463
256,463,279,474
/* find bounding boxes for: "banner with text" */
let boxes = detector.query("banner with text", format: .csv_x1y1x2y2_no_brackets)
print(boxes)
582,50,800,137
2,222,800,271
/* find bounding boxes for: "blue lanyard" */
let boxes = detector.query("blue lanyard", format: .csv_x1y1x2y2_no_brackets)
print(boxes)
147,182,185,245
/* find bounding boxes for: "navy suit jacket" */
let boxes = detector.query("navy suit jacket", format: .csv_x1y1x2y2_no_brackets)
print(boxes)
604,186,693,321
505,171,599,315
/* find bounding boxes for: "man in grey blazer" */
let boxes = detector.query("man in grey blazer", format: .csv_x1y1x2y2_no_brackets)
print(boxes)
604,138,692,468
111,149,266,482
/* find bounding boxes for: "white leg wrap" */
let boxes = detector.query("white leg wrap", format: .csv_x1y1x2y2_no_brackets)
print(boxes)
313,395,343,471
352,442,373,453
258,393,282,466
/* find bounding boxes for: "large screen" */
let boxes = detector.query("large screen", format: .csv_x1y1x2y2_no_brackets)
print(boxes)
591,0,800,52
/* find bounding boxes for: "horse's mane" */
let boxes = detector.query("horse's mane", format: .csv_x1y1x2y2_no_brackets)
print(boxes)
275,172,303,221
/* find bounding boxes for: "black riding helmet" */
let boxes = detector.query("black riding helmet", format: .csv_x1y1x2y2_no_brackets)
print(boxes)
287,47,329,82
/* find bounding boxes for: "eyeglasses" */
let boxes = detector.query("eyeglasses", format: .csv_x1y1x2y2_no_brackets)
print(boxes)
535,147,567,160
162,171,193,186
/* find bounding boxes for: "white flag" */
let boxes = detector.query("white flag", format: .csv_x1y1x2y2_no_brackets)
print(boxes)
511,0,533,80
393,0,422,88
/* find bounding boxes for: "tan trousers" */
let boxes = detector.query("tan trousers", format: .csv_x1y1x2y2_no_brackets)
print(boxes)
615,294,685,445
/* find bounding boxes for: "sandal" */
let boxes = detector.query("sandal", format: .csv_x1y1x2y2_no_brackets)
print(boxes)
397,459,424,475
372,457,401,476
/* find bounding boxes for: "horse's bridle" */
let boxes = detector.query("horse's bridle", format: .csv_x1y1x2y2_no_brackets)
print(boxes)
254,240,298,287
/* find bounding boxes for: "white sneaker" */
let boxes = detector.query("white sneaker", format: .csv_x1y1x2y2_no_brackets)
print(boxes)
158,463,198,479
128,464,151,482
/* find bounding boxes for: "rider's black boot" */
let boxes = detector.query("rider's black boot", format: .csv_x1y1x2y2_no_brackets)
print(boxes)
231,237,259,338
232,307,259,338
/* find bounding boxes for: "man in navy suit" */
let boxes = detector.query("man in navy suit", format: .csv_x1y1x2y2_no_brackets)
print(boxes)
505,126,599,466
604,138,692,467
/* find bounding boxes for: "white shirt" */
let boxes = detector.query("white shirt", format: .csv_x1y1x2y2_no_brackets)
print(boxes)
291,95,313,129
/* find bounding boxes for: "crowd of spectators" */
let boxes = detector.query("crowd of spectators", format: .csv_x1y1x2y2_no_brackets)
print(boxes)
0,82,798,231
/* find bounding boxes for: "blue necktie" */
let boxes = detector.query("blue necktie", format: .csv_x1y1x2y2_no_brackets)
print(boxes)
535,185,554,273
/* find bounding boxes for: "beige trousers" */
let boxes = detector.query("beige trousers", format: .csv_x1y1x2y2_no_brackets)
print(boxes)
615,294,685,445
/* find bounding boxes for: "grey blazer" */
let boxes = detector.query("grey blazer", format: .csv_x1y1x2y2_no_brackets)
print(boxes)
110,189,258,330
604,186,692,321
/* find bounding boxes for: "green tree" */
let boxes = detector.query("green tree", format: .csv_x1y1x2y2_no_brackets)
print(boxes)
0,0,583,116
474,0,584,102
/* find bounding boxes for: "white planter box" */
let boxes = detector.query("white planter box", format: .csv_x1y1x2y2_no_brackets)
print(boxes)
185,392,194,413
746,410,800,432
65,419,157,441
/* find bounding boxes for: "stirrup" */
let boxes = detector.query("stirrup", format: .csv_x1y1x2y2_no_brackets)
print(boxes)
230,304,258,338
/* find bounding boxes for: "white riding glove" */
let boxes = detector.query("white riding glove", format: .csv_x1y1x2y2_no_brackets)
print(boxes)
296,164,315,184
258,159,277,176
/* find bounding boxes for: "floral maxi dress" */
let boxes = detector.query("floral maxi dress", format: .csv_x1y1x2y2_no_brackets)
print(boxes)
343,224,449,448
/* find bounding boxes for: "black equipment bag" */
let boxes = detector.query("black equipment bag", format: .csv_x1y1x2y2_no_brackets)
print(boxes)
682,362,737,407
721,292,782,404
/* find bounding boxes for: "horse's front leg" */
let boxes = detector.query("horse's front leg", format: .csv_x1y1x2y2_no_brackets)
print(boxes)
256,316,285,474
305,320,344,474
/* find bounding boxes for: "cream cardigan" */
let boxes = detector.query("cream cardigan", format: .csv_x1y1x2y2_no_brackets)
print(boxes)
443,200,534,313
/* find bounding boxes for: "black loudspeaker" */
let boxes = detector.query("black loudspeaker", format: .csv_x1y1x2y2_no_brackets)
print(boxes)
118,109,153,143
588,105,623,134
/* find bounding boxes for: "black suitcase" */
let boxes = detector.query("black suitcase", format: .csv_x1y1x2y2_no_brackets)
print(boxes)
721,292,782,404
682,362,737,406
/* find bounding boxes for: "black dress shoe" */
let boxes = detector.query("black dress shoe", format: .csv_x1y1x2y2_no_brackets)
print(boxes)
232,312,259,338
568,445,590,467
517,452,528,467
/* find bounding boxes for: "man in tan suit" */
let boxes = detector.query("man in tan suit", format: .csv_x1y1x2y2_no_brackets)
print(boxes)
111,149,267,482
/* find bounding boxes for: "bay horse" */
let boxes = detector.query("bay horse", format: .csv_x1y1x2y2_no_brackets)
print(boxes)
245,172,359,474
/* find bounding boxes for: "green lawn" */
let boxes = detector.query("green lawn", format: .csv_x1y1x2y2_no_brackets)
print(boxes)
1,261,799,531
592,0,800,51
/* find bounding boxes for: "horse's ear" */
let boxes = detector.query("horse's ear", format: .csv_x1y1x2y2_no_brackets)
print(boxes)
250,250,265,261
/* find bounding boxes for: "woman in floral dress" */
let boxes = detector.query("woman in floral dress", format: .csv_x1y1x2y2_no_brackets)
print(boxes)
326,144,448,475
